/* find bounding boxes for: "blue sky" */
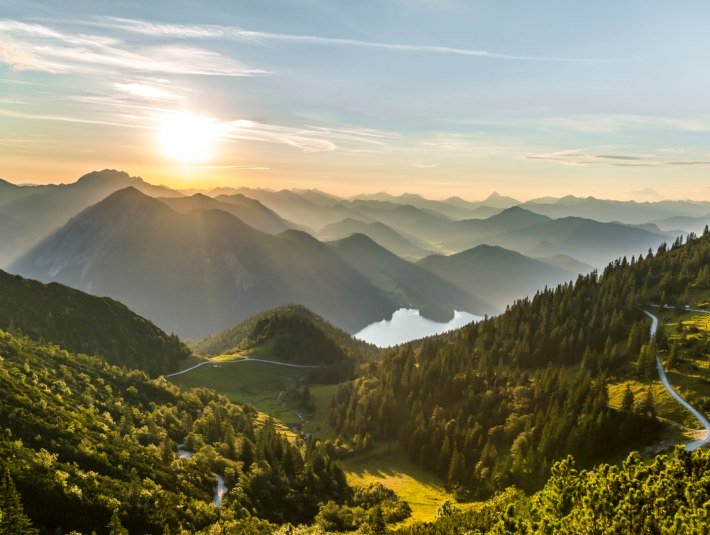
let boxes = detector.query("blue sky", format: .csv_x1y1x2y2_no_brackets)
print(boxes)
1,0,710,199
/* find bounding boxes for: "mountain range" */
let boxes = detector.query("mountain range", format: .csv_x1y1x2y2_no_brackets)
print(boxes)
2,169,702,343
10,187,404,338
442,207,672,267
0,169,182,266
419,244,576,310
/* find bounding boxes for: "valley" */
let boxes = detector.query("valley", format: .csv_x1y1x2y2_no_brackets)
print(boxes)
165,353,466,525
1,171,710,533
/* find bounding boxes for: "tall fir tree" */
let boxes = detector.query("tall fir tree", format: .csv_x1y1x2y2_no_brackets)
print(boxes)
0,469,37,535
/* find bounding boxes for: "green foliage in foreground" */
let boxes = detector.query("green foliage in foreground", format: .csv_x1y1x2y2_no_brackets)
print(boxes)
395,446,710,534
0,269,190,376
161,447,710,533
0,330,350,533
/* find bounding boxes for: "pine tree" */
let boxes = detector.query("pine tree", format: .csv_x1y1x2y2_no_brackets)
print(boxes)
637,344,656,379
107,510,129,535
0,469,37,535
655,324,669,351
368,505,386,534
447,449,465,485
621,385,634,412
636,388,656,419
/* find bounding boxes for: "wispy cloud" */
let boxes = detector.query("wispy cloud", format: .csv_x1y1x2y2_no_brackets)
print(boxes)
410,162,439,168
542,114,710,133
221,120,338,153
114,82,181,101
0,77,35,85
526,148,710,167
0,108,150,129
186,165,270,170
0,38,48,71
0,19,269,76
88,16,614,63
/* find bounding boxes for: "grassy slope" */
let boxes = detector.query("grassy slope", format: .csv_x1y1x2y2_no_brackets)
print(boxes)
168,358,302,437
342,444,475,526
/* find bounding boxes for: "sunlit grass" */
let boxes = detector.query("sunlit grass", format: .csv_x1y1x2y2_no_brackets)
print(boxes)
342,443,477,525
210,353,248,362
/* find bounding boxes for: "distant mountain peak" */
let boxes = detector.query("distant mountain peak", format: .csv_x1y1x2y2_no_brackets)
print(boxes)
458,243,516,257
189,192,213,201
484,191,517,201
77,169,136,185
104,185,149,201
489,205,549,222
89,186,168,215
336,232,382,249
480,191,520,209
73,169,182,198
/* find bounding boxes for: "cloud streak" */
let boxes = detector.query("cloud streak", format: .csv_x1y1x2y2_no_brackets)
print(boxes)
542,114,710,133
526,148,710,168
89,16,615,63
0,19,270,76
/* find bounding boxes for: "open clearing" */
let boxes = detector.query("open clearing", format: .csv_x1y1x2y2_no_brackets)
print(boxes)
342,443,475,525
169,358,305,429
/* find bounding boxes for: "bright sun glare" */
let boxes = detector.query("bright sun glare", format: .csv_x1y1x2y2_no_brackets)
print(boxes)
157,112,218,164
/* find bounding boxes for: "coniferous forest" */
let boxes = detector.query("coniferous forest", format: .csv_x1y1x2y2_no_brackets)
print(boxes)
332,230,710,498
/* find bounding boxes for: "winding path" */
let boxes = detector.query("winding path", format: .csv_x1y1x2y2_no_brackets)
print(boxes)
643,310,710,451
165,357,323,378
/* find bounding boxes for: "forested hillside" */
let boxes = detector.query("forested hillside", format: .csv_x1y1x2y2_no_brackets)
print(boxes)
0,330,352,533
0,269,189,376
190,304,379,364
333,229,710,498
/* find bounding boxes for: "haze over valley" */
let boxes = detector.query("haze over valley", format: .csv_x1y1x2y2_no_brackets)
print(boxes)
3,168,697,340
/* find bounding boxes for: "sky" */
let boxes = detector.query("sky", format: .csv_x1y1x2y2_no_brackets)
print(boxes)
1,0,710,200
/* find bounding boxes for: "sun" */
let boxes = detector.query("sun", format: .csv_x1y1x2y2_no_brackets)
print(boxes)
157,111,218,164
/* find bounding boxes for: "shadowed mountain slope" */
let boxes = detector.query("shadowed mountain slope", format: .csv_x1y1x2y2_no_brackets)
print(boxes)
0,170,182,266
330,233,495,319
0,269,189,375
419,244,576,310
11,188,423,338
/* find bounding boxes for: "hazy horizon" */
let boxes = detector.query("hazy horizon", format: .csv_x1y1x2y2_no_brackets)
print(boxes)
4,168,710,204
2,1,710,200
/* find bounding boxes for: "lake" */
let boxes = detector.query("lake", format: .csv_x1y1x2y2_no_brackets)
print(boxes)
354,308,481,347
